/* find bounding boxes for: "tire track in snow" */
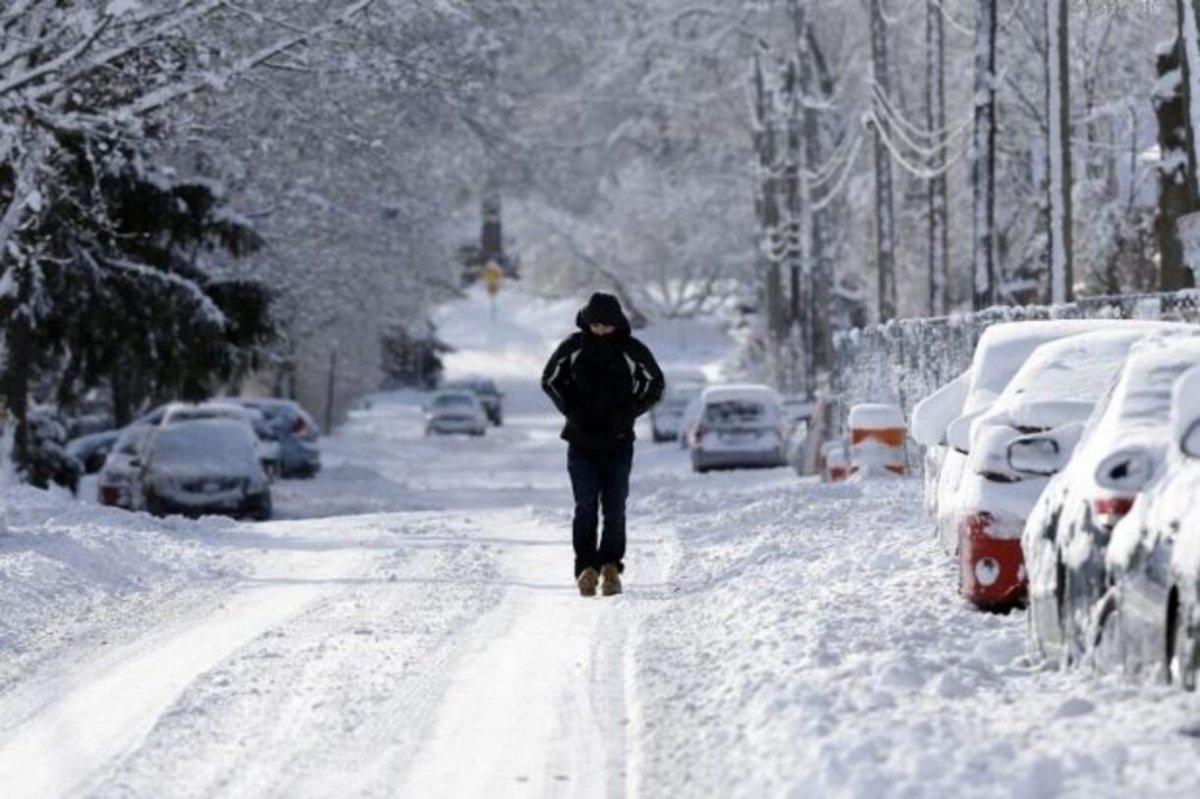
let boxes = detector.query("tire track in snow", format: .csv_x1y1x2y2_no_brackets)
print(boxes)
90,518,503,797
0,544,373,798
397,507,675,798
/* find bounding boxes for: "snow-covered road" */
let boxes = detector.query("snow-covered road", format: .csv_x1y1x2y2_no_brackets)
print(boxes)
2,288,1200,797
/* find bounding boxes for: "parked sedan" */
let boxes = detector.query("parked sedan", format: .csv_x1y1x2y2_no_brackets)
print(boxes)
97,426,154,509
229,397,321,478
1022,332,1200,663
691,385,787,473
67,429,121,474
425,390,488,436
955,329,1156,610
1100,365,1200,687
651,380,705,442
919,319,1130,557
139,419,272,520
443,376,504,425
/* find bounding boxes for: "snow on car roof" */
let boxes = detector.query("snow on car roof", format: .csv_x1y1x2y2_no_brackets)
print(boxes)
699,384,781,404
1105,332,1200,431
149,418,258,472
963,319,1182,414
982,328,1164,429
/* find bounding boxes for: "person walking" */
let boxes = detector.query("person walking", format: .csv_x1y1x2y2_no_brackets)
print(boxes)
541,292,664,597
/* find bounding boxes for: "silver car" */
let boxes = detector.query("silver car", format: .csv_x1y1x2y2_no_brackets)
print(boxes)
424,391,488,437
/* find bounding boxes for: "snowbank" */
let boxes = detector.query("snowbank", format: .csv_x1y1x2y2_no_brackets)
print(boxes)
0,483,242,692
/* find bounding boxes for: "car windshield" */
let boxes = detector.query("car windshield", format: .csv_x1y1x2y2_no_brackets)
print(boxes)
115,428,151,455
434,394,474,408
169,407,245,423
703,400,770,428
151,422,255,471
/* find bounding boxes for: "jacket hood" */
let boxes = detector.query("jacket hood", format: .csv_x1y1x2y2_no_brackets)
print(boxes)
575,292,631,333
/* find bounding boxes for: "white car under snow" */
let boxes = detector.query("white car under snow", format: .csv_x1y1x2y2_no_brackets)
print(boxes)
690,384,787,473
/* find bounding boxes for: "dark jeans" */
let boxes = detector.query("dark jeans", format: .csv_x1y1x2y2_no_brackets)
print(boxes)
567,442,633,577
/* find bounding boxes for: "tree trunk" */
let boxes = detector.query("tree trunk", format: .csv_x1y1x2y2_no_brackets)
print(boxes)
926,0,949,315
807,26,839,394
972,0,998,309
752,52,787,344
1156,39,1195,290
1046,0,1074,303
3,271,32,475
1178,0,1200,202
870,0,898,322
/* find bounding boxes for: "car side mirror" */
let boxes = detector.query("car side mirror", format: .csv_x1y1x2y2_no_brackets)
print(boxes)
1095,446,1155,492
129,458,142,469
1183,419,1200,459
946,415,974,455
1007,435,1063,477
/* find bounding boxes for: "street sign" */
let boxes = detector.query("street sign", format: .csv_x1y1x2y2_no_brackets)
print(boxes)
483,261,504,297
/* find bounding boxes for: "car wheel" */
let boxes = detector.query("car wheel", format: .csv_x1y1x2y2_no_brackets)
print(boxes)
145,494,167,518
1091,592,1121,671
1170,600,1197,691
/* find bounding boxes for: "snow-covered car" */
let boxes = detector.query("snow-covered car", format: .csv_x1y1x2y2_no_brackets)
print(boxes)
1098,365,1200,687
158,401,281,478
229,397,322,478
138,419,273,520
424,390,488,436
1022,332,1200,662
955,329,1157,610
926,319,1183,558
690,384,787,473
781,396,814,435
67,429,121,474
443,376,504,426
1159,366,1200,689
912,371,968,517
97,426,155,509
650,379,705,442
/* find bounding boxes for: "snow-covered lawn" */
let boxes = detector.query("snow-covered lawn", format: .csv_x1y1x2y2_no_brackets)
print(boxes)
1,286,1199,797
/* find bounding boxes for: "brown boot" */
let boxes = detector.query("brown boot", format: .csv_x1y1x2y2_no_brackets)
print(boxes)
601,563,622,596
577,567,599,597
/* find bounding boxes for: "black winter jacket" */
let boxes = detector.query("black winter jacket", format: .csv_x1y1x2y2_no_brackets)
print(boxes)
541,326,665,451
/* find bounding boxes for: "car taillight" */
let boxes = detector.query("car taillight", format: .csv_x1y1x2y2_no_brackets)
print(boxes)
99,485,120,506
291,416,307,435
1093,496,1134,529
693,428,704,445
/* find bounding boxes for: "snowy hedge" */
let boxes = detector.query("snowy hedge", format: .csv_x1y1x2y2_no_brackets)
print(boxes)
831,290,1200,429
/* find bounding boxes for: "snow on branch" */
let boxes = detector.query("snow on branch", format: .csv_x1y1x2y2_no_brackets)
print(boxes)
93,254,227,330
